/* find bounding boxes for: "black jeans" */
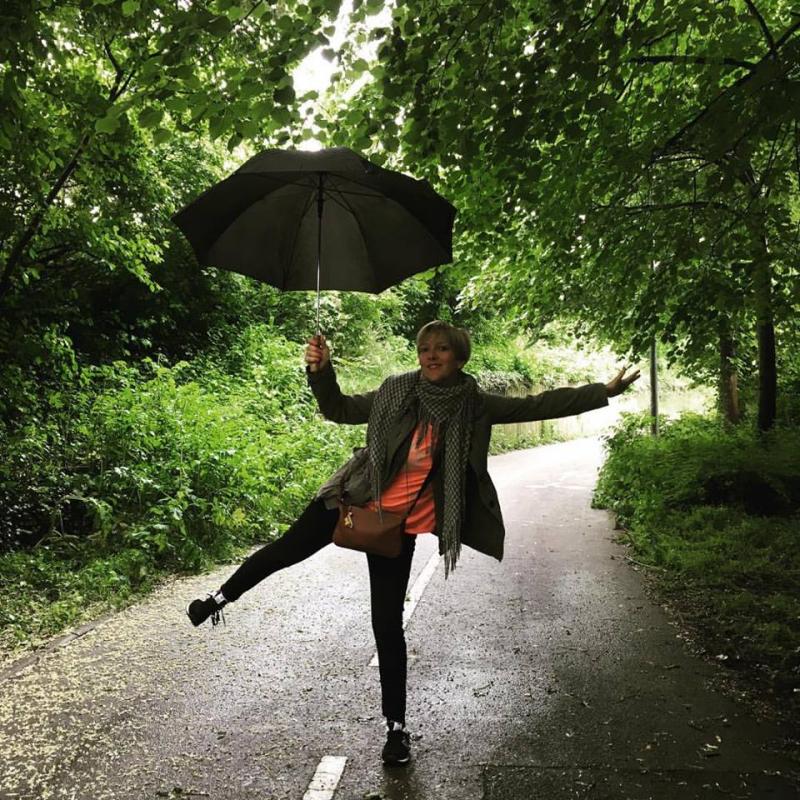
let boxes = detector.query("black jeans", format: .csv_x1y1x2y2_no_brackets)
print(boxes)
220,498,417,724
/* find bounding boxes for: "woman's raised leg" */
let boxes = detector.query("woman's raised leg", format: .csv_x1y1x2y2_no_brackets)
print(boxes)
187,498,338,625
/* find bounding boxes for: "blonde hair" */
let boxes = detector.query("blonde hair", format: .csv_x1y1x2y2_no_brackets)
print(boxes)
415,320,471,363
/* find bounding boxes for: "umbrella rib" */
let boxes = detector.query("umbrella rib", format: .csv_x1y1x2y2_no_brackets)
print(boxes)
284,191,316,288
323,184,380,291
244,175,380,197
321,185,383,199
323,187,360,216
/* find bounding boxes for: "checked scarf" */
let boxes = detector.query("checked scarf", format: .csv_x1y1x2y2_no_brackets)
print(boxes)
367,369,478,576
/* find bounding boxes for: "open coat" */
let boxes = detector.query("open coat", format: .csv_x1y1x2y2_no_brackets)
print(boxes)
307,364,608,562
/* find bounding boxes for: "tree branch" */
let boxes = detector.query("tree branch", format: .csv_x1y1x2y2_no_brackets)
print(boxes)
656,19,800,157
643,27,679,48
578,0,613,33
104,38,123,81
0,131,92,298
744,0,778,58
594,200,738,215
628,54,756,70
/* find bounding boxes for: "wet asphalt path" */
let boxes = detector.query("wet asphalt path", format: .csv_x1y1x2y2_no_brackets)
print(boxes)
1,438,797,800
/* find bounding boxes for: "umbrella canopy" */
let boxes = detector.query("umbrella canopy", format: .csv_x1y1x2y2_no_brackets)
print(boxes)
173,147,456,299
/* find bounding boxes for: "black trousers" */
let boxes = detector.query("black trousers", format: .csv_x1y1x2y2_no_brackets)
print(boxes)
220,498,417,724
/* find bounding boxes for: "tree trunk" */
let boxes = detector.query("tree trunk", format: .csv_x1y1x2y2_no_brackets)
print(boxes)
738,163,778,433
751,237,777,432
650,337,659,435
718,326,740,424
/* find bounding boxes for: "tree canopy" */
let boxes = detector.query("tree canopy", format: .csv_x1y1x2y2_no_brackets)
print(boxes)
1,0,799,426
318,0,800,427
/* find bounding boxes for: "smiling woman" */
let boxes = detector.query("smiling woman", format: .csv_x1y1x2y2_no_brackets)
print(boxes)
415,320,470,386
186,319,638,767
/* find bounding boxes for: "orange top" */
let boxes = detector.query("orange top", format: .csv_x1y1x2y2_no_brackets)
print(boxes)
367,423,436,535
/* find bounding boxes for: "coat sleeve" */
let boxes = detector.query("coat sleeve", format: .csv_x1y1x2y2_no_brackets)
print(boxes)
306,363,375,424
481,383,609,425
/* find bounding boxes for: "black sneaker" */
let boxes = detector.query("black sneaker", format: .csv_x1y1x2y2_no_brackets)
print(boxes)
382,724,411,766
186,594,226,627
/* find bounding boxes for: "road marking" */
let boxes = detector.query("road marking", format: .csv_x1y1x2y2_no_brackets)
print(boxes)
524,482,589,491
369,548,439,667
302,755,347,800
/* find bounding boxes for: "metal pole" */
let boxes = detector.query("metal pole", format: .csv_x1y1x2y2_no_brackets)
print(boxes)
647,176,659,436
650,335,659,436
315,172,325,337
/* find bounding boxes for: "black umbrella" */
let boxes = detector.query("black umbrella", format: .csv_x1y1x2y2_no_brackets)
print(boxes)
173,147,456,333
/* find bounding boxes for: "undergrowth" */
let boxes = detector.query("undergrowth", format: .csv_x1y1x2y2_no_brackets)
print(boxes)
0,327,363,654
594,412,800,706
0,323,628,657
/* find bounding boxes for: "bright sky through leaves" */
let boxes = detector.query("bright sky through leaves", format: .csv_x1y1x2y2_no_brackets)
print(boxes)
293,0,393,150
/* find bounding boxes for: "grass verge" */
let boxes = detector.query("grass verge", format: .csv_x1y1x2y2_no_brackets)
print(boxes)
593,411,800,720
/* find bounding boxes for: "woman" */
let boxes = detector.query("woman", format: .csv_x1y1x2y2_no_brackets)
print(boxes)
186,321,639,766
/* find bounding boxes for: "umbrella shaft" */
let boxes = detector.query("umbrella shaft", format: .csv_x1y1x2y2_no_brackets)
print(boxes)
316,172,324,337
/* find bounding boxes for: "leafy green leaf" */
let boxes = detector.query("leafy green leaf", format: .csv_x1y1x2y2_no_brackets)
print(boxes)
273,85,295,106
207,15,232,36
95,114,121,134
208,114,227,140
152,127,172,145
137,107,164,129
165,96,189,114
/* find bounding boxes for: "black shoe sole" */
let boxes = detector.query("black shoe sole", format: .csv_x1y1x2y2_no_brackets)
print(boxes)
382,757,410,766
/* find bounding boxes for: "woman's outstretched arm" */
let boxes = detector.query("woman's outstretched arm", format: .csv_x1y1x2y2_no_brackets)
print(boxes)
482,366,640,425
305,336,376,424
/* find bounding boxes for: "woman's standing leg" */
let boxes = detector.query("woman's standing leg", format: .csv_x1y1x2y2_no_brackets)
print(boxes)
187,498,338,625
367,535,417,764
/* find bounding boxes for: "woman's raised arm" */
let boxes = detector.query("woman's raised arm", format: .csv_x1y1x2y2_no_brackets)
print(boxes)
305,336,375,424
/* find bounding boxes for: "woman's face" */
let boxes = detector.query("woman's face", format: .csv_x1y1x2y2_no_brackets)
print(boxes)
417,333,465,384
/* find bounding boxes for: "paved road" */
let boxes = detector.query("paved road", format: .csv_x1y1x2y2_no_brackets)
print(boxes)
1,438,797,800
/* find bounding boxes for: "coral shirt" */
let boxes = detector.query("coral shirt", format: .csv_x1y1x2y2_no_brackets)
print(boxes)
367,424,437,535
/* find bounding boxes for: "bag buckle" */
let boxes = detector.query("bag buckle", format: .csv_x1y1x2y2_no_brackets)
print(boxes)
344,509,354,528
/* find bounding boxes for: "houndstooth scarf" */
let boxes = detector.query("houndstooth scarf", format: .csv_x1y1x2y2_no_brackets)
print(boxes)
367,369,478,576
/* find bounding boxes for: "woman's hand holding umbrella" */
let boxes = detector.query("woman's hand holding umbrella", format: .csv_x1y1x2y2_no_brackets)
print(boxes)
305,336,331,373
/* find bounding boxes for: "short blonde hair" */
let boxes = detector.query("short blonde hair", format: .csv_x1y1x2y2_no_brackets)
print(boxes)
415,320,471,363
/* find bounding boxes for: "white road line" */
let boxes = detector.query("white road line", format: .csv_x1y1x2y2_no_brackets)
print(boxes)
369,548,440,667
302,755,348,800
524,482,589,491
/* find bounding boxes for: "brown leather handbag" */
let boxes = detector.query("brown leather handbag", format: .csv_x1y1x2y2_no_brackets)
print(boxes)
333,461,437,558
333,503,406,557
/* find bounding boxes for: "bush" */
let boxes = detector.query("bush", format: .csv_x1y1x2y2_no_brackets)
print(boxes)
0,326,364,652
594,411,800,699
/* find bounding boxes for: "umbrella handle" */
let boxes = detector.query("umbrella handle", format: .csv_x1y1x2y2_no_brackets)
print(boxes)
308,335,326,373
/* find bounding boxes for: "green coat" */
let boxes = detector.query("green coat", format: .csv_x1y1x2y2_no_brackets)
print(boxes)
307,364,608,562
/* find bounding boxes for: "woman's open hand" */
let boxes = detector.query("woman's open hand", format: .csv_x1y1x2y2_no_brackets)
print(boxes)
305,335,331,373
605,365,640,398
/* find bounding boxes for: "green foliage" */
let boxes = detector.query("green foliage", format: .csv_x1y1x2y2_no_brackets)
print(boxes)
595,412,800,523
0,325,363,651
0,0,340,298
320,0,800,426
594,412,800,696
